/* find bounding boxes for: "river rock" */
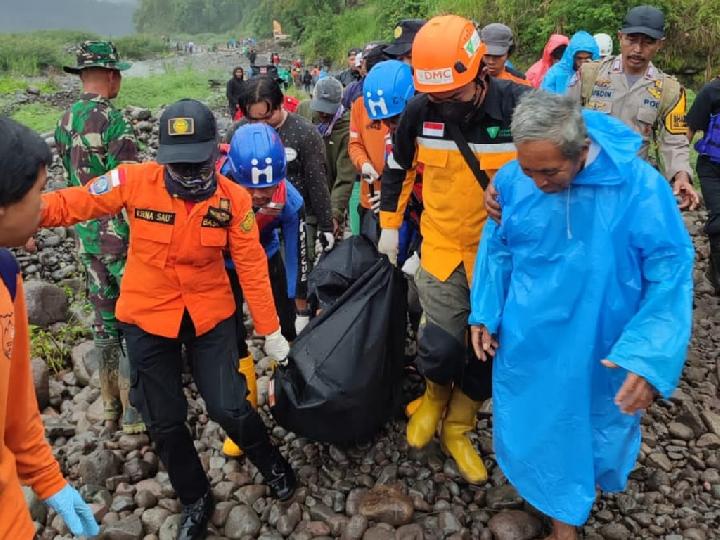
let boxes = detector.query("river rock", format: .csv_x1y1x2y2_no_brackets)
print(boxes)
24,281,69,326
141,507,170,534
358,485,414,526
225,504,261,538
80,448,123,486
100,514,143,540
488,510,542,540
486,484,524,510
31,357,49,409
72,340,100,386
158,514,181,540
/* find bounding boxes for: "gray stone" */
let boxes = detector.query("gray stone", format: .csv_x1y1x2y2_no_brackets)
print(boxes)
486,485,524,510
668,422,695,441
134,489,158,509
24,281,69,326
158,514,182,540
599,523,630,540
211,501,235,527
100,514,143,540
701,410,720,438
648,453,673,473
141,508,170,534
234,484,267,505
487,510,542,540
31,358,49,410
225,504,262,539
342,515,369,540
72,341,100,386
358,485,414,526
395,523,423,540
363,526,396,540
79,449,123,486
437,511,462,535
110,495,136,512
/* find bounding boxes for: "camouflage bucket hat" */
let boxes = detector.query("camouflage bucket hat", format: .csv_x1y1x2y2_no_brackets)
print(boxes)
63,41,132,74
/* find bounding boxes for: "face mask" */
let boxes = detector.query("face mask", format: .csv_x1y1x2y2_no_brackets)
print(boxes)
438,100,477,124
164,158,218,202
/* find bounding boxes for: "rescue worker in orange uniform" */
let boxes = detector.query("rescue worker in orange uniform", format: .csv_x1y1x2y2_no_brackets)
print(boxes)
39,99,296,540
1,117,99,539
378,16,528,484
480,23,532,86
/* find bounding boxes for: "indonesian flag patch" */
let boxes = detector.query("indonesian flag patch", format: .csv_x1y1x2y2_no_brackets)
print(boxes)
422,121,445,137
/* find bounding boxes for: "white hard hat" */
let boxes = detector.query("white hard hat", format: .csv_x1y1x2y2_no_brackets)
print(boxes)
594,33,613,58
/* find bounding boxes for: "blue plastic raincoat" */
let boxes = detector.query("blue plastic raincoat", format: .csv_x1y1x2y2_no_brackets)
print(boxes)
469,111,694,525
541,31,599,95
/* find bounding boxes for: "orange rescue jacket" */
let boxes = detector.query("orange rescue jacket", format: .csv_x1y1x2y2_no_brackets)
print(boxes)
40,163,280,338
348,97,385,208
1,269,66,540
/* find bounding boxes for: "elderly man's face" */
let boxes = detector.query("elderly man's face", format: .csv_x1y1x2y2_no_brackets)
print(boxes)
517,140,588,193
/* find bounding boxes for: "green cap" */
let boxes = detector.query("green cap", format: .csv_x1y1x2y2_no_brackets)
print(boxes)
63,41,131,74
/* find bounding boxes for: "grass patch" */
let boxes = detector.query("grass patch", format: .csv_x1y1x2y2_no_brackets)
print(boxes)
116,66,224,110
11,103,63,133
0,75,58,95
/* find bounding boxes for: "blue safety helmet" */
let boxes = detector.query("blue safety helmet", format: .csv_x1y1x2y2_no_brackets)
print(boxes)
223,123,286,188
363,60,414,121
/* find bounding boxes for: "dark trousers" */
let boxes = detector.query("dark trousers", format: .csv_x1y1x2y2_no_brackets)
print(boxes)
227,252,296,358
698,156,720,288
121,312,271,504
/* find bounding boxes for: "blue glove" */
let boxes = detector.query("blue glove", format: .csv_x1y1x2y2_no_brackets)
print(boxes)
44,484,99,537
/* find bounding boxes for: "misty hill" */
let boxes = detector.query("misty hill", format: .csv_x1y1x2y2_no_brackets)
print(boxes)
0,0,137,36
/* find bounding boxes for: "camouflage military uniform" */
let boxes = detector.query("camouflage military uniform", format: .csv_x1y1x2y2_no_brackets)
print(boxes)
57,41,144,432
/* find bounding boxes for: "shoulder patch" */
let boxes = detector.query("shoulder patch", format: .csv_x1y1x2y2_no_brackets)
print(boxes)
240,210,255,233
663,88,688,135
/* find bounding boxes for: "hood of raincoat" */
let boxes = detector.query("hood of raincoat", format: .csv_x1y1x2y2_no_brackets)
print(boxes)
572,110,642,186
526,34,569,87
540,31,599,93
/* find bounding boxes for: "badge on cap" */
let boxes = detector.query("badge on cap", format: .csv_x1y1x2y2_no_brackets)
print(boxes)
394,26,403,39
168,117,195,136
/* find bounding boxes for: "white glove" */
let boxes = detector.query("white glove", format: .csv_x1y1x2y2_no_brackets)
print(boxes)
315,231,335,254
294,315,310,335
378,228,399,266
369,189,381,214
401,251,420,276
361,162,379,182
264,329,290,362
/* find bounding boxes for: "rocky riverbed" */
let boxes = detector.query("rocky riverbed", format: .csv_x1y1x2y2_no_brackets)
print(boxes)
12,81,720,540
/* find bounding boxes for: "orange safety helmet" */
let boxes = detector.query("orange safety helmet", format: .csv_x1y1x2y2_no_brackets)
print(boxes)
412,15,486,93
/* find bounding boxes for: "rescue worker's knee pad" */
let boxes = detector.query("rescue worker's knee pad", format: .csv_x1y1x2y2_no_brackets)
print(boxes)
416,318,465,386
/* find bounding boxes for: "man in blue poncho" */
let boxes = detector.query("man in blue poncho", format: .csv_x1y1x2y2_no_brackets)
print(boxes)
541,31,599,94
469,91,693,540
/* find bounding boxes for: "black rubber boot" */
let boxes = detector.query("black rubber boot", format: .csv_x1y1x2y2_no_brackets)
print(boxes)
176,491,214,540
245,443,297,501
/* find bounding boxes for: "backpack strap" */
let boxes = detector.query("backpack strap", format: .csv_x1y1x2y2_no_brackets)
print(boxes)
0,248,19,302
446,123,490,191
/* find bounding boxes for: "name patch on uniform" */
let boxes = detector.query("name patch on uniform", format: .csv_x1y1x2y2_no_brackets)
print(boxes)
592,89,613,99
201,217,223,228
643,98,660,109
134,208,175,224
422,121,445,137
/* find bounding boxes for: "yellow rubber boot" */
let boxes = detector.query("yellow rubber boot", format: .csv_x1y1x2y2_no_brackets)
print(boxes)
223,354,257,457
406,379,452,448
440,388,487,484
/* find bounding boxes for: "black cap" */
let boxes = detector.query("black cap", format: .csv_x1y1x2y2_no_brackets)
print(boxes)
348,47,362,56
621,5,665,39
156,99,217,164
384,19,426,57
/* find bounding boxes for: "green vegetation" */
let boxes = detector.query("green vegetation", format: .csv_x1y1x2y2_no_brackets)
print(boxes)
11,103,64,133
117,67,225,110
0,75,58,95
0,30,170,77
135,0,720,86
30,318,91,373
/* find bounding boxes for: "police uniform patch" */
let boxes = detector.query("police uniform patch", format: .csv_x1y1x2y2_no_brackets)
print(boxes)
240,210,255,233
587,100,612,113
664,88,687,135
168,117,195,136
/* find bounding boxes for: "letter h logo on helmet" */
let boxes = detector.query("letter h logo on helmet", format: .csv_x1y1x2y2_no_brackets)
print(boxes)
367,90,389,118
251,157,274,185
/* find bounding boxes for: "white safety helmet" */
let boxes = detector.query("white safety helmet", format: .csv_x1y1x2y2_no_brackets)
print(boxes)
594,33,613,58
